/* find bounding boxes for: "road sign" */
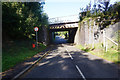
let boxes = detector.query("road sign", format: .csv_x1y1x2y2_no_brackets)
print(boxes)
34,27,39,48
34,27,39,32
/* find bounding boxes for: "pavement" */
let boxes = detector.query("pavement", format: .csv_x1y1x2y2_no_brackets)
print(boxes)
21,43,119,79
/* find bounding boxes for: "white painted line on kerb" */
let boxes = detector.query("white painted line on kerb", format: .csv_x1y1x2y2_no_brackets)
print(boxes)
75,65,86,80
66,49,73,60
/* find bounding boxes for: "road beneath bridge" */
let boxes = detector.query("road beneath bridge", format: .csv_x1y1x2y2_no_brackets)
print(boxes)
48,15,79,44
21,43,118,79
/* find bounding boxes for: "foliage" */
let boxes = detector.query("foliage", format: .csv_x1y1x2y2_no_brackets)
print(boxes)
76,43,119,63
79,1,119,30
97,0,110,12
2,2,48,72
90,43,119,63
79,1,120,25
108,2,120,19
55,31,68,39
2,2,48,41
76,44,94,52
86,11,91,17
2,40,46,72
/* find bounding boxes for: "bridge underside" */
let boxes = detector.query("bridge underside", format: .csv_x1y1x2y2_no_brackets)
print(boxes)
49,27,78,44
49,22,78,30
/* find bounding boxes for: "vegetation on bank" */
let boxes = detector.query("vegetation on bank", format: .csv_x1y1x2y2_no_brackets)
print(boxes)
76,43,119,64
2,2,48,41
79,1,120,29
2,40,46,72
54,31,68,39
77,1,120,64
2,2,48,72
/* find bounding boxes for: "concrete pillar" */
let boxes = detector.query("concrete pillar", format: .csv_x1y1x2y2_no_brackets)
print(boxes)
68,30,71,43
68,28,77,43
74,28,81,45
48,30,53,44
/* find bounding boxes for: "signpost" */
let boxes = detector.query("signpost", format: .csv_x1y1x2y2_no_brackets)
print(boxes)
34,27,39,48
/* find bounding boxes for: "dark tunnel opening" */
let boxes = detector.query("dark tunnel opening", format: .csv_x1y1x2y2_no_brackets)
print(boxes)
53,31,69,44
49,27,78,44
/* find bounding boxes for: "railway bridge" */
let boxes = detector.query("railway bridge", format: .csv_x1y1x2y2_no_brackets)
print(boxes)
48,14,80,43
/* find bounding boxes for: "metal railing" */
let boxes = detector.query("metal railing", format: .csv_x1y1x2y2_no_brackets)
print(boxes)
103,30,118,52
49,14,79,24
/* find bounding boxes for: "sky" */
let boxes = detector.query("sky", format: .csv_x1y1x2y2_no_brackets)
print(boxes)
44,0,120,18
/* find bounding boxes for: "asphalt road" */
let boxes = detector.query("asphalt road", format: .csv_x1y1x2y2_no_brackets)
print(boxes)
21,43,119,79
53,36,67,44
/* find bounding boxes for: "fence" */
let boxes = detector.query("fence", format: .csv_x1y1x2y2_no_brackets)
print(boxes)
103,22,119,52
76,19,119,52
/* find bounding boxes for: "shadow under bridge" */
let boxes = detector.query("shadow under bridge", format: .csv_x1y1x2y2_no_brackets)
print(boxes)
49,22,79,44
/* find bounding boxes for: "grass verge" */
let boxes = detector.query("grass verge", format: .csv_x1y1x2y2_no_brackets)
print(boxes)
2,40,46,72
76,44,119,64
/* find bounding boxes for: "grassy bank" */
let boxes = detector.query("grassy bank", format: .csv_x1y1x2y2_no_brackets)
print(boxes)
76,44,119,64
2,40,46,72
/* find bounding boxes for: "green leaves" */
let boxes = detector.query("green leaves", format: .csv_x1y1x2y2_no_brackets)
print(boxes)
2,2,48,41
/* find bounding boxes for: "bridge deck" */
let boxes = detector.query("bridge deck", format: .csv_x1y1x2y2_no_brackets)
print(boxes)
49,21,79,29
49,14,79,25
49,21,79,26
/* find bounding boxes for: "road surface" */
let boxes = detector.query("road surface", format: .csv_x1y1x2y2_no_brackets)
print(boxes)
53,36,67,44
21,44,119,79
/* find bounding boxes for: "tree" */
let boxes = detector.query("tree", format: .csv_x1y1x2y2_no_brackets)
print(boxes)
2,2,48,41
97,0,110,12
107,2,120,19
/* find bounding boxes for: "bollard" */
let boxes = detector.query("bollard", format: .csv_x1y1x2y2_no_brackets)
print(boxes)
32,44,35,48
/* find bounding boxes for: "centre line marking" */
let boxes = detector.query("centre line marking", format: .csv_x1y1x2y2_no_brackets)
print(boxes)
66,49,73,60
75,65,86,80
66,49,86,80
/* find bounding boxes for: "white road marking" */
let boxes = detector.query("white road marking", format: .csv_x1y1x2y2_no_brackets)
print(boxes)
66,49,73,60
66,48,86,80
75,65,86,80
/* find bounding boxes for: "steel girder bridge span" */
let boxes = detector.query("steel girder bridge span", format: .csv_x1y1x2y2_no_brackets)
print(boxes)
48,14,80,44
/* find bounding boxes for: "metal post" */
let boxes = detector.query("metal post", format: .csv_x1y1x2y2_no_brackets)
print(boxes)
103,30,105,48
36,31,38,48
103,29,107,52
92,21,95,48
105,39,107,52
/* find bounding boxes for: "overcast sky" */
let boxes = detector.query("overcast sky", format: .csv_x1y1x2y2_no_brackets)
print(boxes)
44,0,120,18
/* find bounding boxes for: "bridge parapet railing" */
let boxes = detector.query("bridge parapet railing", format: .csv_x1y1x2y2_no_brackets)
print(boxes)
49,14,80,24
